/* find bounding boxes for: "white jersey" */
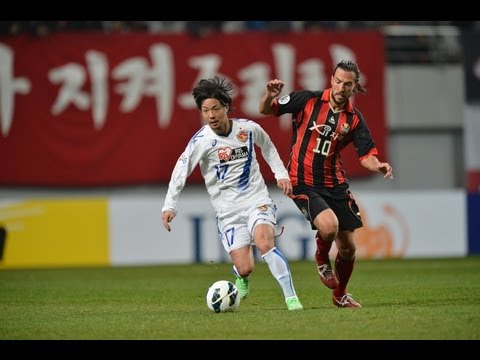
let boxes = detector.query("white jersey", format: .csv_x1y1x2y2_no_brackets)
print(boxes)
162,118,289,216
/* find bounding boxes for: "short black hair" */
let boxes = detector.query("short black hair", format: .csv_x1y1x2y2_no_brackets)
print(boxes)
192,76,234,110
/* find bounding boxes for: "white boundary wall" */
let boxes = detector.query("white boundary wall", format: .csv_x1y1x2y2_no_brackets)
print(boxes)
109,188,467,266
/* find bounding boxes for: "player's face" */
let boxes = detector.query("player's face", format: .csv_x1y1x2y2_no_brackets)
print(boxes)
330,69,357,107
201,98,230,135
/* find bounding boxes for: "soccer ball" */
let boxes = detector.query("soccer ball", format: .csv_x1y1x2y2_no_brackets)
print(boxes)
206,280,240,313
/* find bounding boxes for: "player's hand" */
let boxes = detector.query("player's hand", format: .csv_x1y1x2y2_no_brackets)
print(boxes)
378,162,393,179
266,79,285,98
162,210,176,232
277,178,292,196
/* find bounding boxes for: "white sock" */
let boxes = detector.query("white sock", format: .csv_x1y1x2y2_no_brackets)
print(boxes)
262,247,297,299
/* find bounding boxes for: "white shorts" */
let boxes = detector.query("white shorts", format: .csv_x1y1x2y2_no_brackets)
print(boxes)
216,203,281,254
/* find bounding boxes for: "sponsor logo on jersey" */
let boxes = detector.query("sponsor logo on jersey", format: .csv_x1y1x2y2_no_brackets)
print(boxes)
218,146,249,163
309,121,332,136
218,147,232,161
179,153,188,164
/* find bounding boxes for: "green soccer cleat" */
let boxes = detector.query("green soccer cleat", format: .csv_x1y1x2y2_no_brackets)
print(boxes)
285,296,304,311
235,276,250,299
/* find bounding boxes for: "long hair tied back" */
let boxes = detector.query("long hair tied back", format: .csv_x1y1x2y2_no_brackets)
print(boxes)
334,60,367,94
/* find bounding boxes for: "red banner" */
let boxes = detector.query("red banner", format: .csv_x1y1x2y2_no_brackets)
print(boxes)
0,31,386,186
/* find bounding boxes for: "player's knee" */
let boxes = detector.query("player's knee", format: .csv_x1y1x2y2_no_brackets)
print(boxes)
325,227,338,241
235,263,254,277
314,214,339,241
338,244,356,260
256,242,274,255
317,225,338,242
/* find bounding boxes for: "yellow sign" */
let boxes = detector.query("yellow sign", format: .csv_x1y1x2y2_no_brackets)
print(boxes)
0,198,109,269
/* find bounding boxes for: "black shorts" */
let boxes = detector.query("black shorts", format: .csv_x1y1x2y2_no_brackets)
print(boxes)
291,183,363,231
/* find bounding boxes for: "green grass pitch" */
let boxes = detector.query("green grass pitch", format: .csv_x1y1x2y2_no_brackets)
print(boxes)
1,257,479,340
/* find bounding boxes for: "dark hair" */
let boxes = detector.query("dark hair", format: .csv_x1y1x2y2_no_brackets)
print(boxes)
333,60,367,94
192,76,234,111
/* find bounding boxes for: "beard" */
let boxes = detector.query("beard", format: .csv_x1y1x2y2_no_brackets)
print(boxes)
332,92,348,106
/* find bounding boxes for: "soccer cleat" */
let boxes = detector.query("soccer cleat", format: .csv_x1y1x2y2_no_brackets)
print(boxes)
315,249,339,289
285,296,304,311
332,293,362,308
235,276,250,299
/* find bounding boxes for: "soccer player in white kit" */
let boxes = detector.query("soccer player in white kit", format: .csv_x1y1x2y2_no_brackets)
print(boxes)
162,76,303,311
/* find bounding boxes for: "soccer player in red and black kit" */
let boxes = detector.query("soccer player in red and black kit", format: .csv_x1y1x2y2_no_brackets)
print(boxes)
259,60,393,308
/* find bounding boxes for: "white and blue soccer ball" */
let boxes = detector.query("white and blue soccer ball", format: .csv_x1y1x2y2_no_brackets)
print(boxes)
206,280,240,313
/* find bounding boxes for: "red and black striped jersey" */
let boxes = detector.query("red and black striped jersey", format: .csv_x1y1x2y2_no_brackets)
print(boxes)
273,88,378,188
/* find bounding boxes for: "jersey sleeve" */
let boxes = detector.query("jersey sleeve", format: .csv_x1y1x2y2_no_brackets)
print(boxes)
353,109,378,159
162,130,205,214
274,90,319,116
252,122,289,181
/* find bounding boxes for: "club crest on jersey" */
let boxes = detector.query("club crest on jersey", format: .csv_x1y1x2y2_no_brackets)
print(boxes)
218,147,232,161
278,95,290,105
340,123,350,134
236,130,249,143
